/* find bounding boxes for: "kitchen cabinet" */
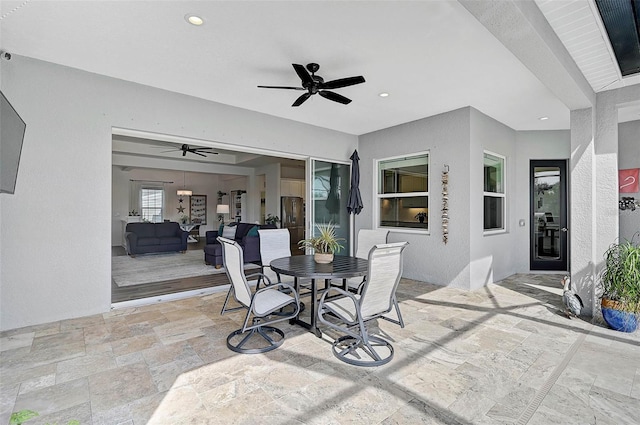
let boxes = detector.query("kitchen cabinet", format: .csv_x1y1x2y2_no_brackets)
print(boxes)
281,179,304,199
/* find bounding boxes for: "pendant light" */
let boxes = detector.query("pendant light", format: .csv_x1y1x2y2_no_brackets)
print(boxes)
177,171,192,196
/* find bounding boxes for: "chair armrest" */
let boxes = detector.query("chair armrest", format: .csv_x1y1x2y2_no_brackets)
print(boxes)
205,231,219,244
125,232,138,250
180,230,189,244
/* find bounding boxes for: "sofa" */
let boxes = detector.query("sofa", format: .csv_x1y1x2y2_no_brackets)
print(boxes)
125,222,189,256
204,222,276,267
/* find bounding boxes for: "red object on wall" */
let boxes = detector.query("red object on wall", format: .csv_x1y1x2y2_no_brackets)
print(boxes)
619,168,639,193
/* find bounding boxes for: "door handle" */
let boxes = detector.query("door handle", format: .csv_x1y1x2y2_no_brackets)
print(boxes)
561,227,568,232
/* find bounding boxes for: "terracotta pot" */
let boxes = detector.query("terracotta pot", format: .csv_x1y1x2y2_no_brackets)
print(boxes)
314,252,334,264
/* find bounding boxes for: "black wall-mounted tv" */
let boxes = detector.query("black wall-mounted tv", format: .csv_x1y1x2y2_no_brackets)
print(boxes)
0,90,26,194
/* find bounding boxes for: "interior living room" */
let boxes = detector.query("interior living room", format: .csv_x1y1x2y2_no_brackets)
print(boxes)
1,1,640,423
111,133,307,303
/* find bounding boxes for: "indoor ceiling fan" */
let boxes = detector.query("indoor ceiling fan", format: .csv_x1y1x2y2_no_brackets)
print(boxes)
258,63,365,107
162,144,218,157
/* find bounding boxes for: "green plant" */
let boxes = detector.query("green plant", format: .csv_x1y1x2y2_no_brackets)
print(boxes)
128,209,139,216
298,222,345,254
10,409,79,425
600,238,640,314
414,212,427,220
265,214,280,225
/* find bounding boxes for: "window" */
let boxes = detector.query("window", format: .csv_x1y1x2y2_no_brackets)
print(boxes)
376,153,429,231
141,187,164,222
483,151,505,232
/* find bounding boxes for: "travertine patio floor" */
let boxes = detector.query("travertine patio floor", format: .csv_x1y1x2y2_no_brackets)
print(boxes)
1,274,639,424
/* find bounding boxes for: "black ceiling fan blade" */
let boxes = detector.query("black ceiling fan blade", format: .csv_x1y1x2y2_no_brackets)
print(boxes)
191,151,207,157
292,92,311,107
182,150,187,156
319,90,352,105
258,85,305,90
194,148,219,154
292,64,313,85
319,76,365,90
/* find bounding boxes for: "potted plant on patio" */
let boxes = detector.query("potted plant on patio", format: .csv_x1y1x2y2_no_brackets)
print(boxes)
298,222,345,264
599,236,640,332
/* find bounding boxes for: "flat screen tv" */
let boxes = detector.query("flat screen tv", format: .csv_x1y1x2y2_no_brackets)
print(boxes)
0,90,26,194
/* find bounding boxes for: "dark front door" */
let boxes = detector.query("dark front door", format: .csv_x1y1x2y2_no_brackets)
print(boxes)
530,160,568,271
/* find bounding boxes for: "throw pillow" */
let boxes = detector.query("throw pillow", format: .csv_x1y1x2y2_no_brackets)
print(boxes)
247,225,259,237
222,225,237,240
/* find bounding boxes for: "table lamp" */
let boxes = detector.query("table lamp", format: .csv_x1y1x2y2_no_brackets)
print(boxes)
216,204,229,223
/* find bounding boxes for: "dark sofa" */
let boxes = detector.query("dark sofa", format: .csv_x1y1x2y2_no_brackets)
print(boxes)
125,222,189,256
204,222,276,266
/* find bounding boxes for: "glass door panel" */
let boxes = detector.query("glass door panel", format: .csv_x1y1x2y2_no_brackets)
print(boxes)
310,160,351,256
530,160,568,271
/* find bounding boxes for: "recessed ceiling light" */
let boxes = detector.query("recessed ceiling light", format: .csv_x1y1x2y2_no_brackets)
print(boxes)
379,92,389,97
185,14,204,26
539,116,549,121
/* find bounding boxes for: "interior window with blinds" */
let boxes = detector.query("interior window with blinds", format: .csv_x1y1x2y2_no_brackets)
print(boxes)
377,153,429,231
141,187,164,223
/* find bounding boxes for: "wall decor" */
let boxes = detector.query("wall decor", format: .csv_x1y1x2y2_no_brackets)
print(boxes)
442,165,449,244
190,195,207,224
619,168,639,193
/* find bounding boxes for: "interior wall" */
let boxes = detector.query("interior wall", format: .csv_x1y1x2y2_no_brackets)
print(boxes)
513,130,571,272
358,107,473,289
0,56,357,331
618,120,640,242
111,168,225,245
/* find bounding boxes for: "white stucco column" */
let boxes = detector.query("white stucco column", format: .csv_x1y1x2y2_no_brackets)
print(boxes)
570,108,597,317
595,91,621,258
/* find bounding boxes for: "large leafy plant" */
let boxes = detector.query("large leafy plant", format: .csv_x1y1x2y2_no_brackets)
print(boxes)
600,238,640,314
298,222,345,254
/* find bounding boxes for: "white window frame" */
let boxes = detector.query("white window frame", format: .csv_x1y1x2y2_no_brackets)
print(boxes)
374,151,430,234
483,150,506,235
140,186,165,223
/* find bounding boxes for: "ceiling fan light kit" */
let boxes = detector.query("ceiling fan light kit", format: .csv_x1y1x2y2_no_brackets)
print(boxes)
258,63,365,107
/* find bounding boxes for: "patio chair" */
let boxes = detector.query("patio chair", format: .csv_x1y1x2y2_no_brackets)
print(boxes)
218,236,300,354
344,229,389,291
318,241,408,367
258,228,309,312
257,228,295,287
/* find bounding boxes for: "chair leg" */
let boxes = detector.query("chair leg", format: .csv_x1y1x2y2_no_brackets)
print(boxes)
226,325,286,354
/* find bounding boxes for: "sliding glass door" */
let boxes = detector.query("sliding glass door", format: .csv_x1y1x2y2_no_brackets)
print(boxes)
309,159,352,255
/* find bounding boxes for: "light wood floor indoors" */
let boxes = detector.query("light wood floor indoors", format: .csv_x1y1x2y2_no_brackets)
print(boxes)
111,238,230,304
111,235,304,304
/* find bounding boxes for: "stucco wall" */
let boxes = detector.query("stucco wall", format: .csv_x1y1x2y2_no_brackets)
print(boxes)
618,120,640,242
0,56,357,331
469,108,517,289
358,107,472,289
513,130,571,272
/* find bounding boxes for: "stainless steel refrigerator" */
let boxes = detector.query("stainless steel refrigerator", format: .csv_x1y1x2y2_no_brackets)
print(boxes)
281,196,305,249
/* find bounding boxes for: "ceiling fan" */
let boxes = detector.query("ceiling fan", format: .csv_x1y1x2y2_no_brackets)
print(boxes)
258,63,365,107
162,144,218,157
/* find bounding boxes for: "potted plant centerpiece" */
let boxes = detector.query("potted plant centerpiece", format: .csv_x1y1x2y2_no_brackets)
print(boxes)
599,237,640,332
415,211,427,224
299,222,345,264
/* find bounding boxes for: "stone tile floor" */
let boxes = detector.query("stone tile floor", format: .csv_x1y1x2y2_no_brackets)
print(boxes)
1,274,639,424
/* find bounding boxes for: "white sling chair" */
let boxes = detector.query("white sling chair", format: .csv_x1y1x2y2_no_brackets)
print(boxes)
318,241,408,367
257,228,295,286
346,229,389,292
219,237,300,354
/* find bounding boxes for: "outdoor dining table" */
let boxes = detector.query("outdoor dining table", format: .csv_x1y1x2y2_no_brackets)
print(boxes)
270,254,368,337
